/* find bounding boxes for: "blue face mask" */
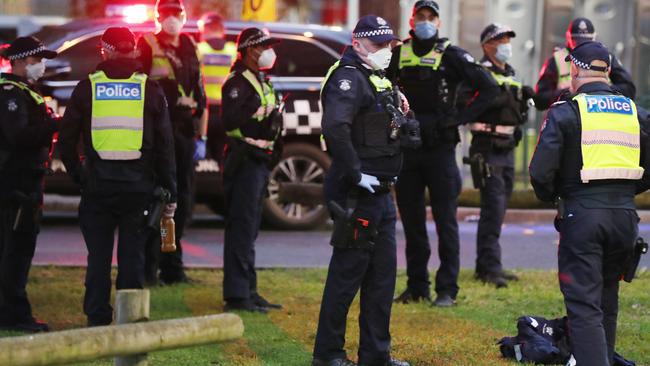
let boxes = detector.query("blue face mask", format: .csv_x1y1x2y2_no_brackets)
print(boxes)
414,21,437,40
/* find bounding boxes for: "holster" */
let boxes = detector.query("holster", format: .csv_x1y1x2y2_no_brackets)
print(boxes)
462,153,491,189
11,191,40,233
623,237,648,283
145,187,171,231
328,193,377,250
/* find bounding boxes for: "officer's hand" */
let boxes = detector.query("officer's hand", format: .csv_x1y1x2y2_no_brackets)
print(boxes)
399,91,410,114
357,173,380,193
163,203,177,218
194,139,206,161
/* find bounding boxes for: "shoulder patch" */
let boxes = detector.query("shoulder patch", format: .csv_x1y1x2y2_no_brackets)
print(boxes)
338,79,352,91
228,87,239,99
463,53,475,63
6,99,18,112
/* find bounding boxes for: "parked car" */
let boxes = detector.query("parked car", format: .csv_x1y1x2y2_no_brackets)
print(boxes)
33,18,350,229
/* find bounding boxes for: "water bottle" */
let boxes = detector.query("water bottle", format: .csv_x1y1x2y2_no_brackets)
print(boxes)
160,217,176,252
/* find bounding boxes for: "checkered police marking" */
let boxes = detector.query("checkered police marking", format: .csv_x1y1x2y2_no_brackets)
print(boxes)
586,95,633,115
283,99,322,135
95,82,142,100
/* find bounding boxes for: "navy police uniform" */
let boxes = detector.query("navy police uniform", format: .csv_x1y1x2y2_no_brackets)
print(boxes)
530,42,650,366
313,15,409,366
0,37,58,332
59,28,177,326
220,28,283,312
386,0,499,304
137,0,206,284
470,24,535,286
534,18,635,110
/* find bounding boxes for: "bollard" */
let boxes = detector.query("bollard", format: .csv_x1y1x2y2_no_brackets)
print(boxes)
115,289,150,366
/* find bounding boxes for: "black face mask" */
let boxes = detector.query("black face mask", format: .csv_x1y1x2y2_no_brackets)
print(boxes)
206,38,226,50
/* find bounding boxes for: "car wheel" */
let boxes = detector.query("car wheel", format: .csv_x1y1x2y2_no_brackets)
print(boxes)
263,143,330,230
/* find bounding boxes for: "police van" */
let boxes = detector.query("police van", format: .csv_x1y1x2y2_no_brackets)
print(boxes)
33,18,349,229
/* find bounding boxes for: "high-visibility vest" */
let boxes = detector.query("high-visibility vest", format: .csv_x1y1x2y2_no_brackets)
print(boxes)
398,40,450,70
142,33,194,99
553,48,572,90
89,71,146,160
225,69,277,140
574,93,644,182
321,60,392,97
198,41,237,105
0,77,45,105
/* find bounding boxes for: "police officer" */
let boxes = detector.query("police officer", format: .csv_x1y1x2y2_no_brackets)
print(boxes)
387,0,498,306
530,41,650,366
469,24,536,288
137,0,206,285
534,17,635,110
0,36,58,332
220,27,283,313
198,12,237,164
313,15,410,366
59,27,177,326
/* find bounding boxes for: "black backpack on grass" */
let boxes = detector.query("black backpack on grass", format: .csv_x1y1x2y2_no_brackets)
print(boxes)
498,315,636,366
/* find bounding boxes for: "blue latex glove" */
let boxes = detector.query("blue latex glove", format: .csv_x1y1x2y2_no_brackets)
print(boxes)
194,139,206,162
357,173,380,193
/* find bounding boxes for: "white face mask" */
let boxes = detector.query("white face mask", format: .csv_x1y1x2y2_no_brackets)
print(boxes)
359,41,392,70
495,43,512,63
161,16,184,36
257,48,277,70
25,60,45,81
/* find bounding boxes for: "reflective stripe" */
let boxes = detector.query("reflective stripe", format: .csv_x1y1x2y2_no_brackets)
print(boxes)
90,71,146,161
143,33,177,81
199,41,237,104
398,40,450,70
489,71,522,88
553,48,572,90
0,78,45,105
574,93,644,182
470,122,516,135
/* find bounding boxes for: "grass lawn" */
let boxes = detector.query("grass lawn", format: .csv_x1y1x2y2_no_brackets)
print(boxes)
1,267,648,365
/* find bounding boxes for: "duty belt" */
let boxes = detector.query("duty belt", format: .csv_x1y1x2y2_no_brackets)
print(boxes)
470,122,516,136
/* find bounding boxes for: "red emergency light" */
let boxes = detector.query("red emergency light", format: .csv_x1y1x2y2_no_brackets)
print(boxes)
105,4,153,23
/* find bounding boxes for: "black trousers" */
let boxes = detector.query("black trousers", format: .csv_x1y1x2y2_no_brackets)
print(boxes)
314,182,397,365
395,144,461,298
222,155,269,301
475,165,514,275
80,192,149,325
0,189,41,325
558,205,637,366
145,132,195,283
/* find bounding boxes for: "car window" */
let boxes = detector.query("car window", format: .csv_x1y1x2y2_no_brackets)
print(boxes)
55,35,103,80
272,38,336,77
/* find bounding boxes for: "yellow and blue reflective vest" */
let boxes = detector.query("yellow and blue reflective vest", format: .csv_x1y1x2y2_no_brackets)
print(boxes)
198,41,237,105
574,93,644,182
89,70,146,160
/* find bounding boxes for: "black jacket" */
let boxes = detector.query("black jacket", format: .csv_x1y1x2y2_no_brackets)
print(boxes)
136,32,205,135
58,58,177,200
529,82,650,208
321,47,401,183
386,32,499,125
534,49,636,110
0,73,57,195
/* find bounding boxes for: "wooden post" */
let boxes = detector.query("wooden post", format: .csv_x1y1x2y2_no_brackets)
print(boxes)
115,289,150,366
0,314,244,366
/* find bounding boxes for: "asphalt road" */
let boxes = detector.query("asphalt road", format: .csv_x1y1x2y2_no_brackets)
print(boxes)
34,215,650,271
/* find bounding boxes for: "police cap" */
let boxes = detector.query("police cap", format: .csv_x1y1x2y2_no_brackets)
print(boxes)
4,36,57,61
412,0,440,16
352,15,398,44
236,28,279,51
480,23,516,44
101,27,136,53
565,41,610,72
